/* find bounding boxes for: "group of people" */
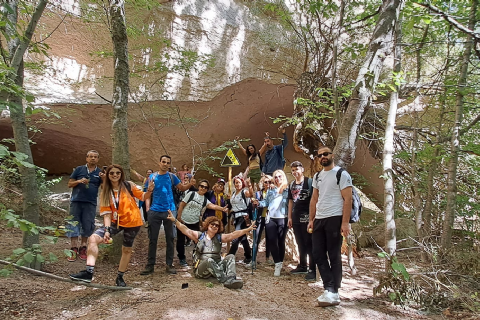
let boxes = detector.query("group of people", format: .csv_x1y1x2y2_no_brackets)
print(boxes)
66,128,354,307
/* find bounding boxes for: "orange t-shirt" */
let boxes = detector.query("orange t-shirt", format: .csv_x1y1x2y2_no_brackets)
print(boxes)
100,182,144,228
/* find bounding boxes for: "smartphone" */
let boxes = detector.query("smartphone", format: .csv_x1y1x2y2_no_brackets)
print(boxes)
103,166,107,172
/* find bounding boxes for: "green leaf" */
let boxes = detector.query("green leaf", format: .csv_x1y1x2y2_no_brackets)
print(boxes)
0,145,9,157
36,254,45,263
16,259,25,266
18,160,36,168
49,253,58,263
11,151,28,161
64,249,73,258
0,269,13,277
12,248,26,256
377,252,387,258
388,292,397,301
23,252,34,263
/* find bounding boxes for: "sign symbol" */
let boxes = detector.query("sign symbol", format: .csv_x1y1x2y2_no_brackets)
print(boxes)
220,148,241,167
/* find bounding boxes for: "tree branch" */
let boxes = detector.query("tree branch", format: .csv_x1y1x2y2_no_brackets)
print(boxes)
10,0,48,75
415,2,480,41
0,259,132,291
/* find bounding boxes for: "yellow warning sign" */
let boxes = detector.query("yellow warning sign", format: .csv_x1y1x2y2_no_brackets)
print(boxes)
220,148,241,167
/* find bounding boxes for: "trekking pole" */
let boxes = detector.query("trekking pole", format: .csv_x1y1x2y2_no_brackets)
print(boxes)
252,207,258,275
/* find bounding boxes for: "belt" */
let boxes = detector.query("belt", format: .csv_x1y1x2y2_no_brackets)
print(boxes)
232,210,248,218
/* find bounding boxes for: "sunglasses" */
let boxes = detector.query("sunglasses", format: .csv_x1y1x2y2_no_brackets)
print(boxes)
199,185,208,189
264,181,272,184
274,175,282,179
316,152,333,158
210,223,220,228
109,171,121,176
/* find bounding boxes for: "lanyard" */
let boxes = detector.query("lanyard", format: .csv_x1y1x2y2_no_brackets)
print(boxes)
111,190,120,210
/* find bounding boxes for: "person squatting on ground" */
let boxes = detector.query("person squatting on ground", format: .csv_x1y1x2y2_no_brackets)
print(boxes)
69,165,154,287
308,146,353,307
236,136,265,185
203,179,228,226
131,168,154,223
140,155,196,276
257,169,289,276
167,212,256,289
66,150,105,261
287,161,315,281
254,175,273,265
176,179,229,267
228,176,255,264
262,128,287,176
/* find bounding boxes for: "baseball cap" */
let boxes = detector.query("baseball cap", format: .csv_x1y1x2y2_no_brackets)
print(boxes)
217,178,226,184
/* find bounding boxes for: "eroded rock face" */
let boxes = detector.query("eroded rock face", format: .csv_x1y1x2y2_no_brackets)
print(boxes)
26,0,300,105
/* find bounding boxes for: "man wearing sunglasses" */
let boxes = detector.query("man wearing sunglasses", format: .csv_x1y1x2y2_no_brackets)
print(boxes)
308,146,353,307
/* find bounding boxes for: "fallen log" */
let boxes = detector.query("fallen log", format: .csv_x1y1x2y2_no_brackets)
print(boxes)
0,259,132,291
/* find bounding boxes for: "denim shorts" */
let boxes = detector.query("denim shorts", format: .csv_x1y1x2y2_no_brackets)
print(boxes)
66,202,96,238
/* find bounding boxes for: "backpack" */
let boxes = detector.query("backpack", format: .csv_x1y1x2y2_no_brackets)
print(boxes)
314,168,362,223
184,191,208,211
192,232,222,269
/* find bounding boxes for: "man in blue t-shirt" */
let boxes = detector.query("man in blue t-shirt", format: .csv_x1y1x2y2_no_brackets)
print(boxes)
262,127,287,176
140,155,196,275
66,150,105,262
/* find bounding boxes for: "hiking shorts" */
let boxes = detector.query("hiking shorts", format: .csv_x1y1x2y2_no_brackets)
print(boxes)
66,202,96,238
94,225,141,247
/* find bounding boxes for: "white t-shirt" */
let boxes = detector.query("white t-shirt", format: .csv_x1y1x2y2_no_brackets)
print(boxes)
181,191,211,224
312,166,353,219
231,190,250,214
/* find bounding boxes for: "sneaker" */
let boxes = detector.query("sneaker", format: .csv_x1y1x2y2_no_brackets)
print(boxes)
274,262,283,277
166,265,177,274
79,246,87,261
179,259,188,267
115,275,126,287
317,291,340,307
69,270,93,283
223,277,244,289
140,265,154,275
290,265,308,274
244,257,252,264
67,247,78,262
305,270,316,281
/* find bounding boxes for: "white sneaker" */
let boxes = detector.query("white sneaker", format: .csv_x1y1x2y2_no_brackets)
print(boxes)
274,262,283,277
317,291,340,307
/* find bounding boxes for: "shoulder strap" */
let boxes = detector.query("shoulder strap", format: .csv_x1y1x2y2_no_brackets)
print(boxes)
199,232,205,241
241,189,247,204
307,177,312,192
336,168,345,185
216,233,222,242
168,172,175,188
290,180,295,190
202,195,208,209
185,191,195,204
123,181,134,198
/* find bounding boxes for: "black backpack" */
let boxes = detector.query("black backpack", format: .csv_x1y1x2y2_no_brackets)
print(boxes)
313,168,362,223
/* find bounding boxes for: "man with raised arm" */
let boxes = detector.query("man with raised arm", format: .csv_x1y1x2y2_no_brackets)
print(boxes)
262,128,287,176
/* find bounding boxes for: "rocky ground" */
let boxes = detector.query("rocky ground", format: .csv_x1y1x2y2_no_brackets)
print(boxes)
1,218,467,320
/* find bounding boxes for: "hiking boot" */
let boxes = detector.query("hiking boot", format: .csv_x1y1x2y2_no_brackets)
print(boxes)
179,259,188,267
79,246,87,261
317,291,340,307
69,270,93,283
115,275,126,287
290,265,308,275
67,247,78,262
305,270,316,281
223,277,244,289
274,262,283,277
166,265,177,274
140,265,154,275
244,257,252,264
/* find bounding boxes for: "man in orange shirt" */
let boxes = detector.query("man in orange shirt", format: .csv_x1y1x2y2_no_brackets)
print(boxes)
70,165,154,287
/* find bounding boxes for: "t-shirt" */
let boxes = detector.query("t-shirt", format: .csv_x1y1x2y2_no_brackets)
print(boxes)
181,191,211,224
287,178,312,223
100,182,144,228
230,190,250,214
70,165,102,205
148,172,181,212
312,166,353,219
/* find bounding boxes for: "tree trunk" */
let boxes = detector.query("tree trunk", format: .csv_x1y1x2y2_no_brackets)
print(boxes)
110,0,130,179
441,0,478,248
3,0,47,248
383,14,401,257
333,0,404,168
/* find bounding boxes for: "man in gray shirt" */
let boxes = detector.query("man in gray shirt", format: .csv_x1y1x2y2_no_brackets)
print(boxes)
308,146,352,307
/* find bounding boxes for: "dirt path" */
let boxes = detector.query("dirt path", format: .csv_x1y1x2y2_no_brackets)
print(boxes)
0,224,442,320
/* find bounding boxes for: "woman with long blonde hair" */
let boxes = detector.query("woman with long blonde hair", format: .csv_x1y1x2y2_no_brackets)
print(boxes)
257,169,289,276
